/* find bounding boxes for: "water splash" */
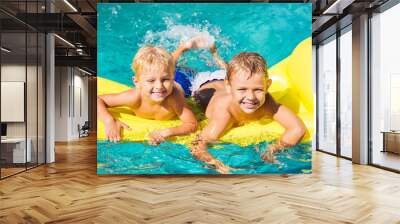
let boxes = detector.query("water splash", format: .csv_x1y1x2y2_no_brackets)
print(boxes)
140,17,235,71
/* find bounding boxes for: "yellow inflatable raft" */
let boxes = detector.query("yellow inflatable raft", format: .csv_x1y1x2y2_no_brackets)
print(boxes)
97,37,313,146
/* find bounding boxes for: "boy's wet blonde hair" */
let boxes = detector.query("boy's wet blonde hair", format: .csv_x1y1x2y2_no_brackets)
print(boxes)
132,45,174,77
226,52,268,81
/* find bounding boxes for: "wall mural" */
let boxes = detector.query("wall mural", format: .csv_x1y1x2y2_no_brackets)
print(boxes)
97,3,313,174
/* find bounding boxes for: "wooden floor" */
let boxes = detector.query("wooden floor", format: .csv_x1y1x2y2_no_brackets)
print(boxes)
1,167,26,178
1,136,400,224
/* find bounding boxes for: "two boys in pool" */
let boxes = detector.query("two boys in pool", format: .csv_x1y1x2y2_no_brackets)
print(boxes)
97,37,306,174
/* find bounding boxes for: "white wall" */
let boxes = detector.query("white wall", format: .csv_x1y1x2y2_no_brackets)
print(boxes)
55,67,69,141
1,65,26,138
1,63,46,163
1,65,42,138
54,67,89,141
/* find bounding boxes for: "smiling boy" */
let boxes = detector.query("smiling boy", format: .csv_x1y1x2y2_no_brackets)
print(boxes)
190,52,306,174
97,44,198,145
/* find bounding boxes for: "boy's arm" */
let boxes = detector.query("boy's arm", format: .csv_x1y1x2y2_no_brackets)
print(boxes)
190,112,233,174
97,90,137,142
148,89,198,145
210,44,227,70
272,105,306,146
261,105,306,162
171,42,190,65
98,89,137,122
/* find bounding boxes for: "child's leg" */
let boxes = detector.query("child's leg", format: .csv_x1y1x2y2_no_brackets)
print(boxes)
191,70,226,95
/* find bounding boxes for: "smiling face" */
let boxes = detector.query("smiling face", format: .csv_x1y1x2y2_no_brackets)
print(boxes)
132,46,175,103
135,66,174,103
227,72,271,114
226,52,270,114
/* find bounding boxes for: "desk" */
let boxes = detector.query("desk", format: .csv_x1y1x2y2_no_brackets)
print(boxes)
1,138,31,163
381,131,400,154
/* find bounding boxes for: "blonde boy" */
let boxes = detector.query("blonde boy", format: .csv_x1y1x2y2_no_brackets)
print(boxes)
190,52,306,174
98,44,198,145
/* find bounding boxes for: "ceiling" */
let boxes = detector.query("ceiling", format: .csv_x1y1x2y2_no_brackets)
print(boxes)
1,0,97,73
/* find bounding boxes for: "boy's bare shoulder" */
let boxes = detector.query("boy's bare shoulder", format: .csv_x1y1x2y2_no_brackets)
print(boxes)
261,93,281,117
206,91,231,117
211,91,231,106
167,86,185,107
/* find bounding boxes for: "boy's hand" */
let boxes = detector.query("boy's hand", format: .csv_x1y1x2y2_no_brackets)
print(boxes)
182,40,194,50
191,135,231,174
261,140,294,163
213,160,231,174
148,129,170,146
261,144,281,163
104,119,131,143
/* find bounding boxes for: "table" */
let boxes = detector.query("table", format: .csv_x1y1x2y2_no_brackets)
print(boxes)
381,131,400,154
1,138,32,163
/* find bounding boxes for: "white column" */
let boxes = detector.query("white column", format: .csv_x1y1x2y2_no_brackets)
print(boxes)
352,14,369,164
45,0,55,163
46,33,55,163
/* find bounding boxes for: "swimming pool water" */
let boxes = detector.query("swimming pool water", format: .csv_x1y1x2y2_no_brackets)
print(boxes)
98,141,312,174
98,3,311,86
97,3,312,174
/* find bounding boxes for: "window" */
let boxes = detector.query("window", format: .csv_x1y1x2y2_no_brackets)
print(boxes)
339,27,352,158
317,35,337,154
370,3,400,171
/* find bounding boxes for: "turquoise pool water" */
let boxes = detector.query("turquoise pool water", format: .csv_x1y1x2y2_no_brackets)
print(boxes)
97,3,312,174
98,3,311,86
98,141,311,174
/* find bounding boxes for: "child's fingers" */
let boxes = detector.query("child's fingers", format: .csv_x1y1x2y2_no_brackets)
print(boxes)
148,134,157,145
120,122,131,131
261,151,278,164
154,137,162,145
149,139,158,146
109,131,120,143
158,135,165,142
107,134,114,142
